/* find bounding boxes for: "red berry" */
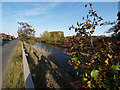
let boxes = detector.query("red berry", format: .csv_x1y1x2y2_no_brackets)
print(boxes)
115,41,120,44
70,82,73,86
82,85,85,87
83,17,84,20
75,28,78,32
89,3,92,6
102,39,104,42
85,4,87,7
100,23,104,26
90,79,92,82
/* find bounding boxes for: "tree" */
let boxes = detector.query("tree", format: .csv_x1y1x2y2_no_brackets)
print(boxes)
60,34,64,42
69,3,103,54
105,12,120,34
50,31,64,43
17,22,36,42
67,3,120,89
104,12,120,40
40,31,50,42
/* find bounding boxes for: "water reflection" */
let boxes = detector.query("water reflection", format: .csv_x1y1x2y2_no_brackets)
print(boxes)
35,43,69,67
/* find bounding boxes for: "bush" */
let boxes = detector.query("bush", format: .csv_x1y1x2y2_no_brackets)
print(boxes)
67,3,120,89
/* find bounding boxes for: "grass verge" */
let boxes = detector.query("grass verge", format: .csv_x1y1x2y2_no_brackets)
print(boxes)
2,41,25,88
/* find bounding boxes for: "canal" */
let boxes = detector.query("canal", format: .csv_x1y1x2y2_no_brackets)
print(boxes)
35,43,69,68
35,42,78,79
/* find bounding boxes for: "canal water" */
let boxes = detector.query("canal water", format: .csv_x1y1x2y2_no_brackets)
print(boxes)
35,43,69,68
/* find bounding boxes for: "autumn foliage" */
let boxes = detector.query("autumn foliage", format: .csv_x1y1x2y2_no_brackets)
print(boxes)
67,3,120,89
17,22,36,44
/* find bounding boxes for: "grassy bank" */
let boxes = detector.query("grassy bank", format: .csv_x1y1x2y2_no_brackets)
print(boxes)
24,42,74,88
2,41,25,88
23,43,54,88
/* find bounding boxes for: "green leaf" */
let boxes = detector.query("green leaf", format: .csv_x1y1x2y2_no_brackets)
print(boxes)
99,67,102,71
87,81,91,88
72,57,77,61
110,63,120,74
77,71,79,76
102,79,111,88
91,70,99,80
83,77,88,81
103,84,111,88
113,75,120,84
74,65,78,69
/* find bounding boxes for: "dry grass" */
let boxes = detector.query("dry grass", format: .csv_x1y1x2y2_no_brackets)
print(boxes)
2,41,25,88
24,42,55,88
33,45,51,58
24,42,71,88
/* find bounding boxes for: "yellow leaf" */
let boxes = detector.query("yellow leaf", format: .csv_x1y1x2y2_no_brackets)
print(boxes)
85,73,88,77
78,61,81,64
83,77,87,81
88,63,91,65
91,60,94,63
71,47,74,50
107,42,111,45
95,53,98,55
105,58,109,64
108,54,112,59
77,22,80,26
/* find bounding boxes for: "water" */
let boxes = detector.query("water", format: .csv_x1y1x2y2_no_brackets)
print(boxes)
35,43,77,79
35,43,69,67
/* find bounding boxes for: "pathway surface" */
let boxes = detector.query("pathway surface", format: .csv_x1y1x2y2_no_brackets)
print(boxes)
2,40,18,78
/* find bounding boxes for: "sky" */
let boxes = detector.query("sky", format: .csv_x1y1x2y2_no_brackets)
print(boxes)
2,2,118,37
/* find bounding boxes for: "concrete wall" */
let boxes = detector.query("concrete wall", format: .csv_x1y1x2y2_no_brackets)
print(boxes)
21,42,35,89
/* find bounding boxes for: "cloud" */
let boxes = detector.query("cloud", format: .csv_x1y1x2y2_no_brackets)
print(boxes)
24,7,47,16
16,18,33,22
17,3,58,16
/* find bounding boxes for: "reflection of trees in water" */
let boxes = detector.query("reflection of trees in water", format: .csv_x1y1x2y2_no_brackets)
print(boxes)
35,43,69,67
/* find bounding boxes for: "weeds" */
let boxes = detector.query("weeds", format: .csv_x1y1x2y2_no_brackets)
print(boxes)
2,41,25,88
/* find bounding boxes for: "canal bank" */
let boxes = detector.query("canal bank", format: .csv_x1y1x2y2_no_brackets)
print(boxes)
34,42,78,79
23,42,76,88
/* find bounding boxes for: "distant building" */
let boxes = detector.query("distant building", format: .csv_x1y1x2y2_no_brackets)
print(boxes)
0,33,7,40
0,33,15,41
50,31,64,38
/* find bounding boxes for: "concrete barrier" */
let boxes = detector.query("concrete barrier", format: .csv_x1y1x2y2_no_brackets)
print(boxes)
21,42,35,89
24,42,61,88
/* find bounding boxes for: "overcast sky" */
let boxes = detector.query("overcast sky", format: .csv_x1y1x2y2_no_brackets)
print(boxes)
2,2,118,37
